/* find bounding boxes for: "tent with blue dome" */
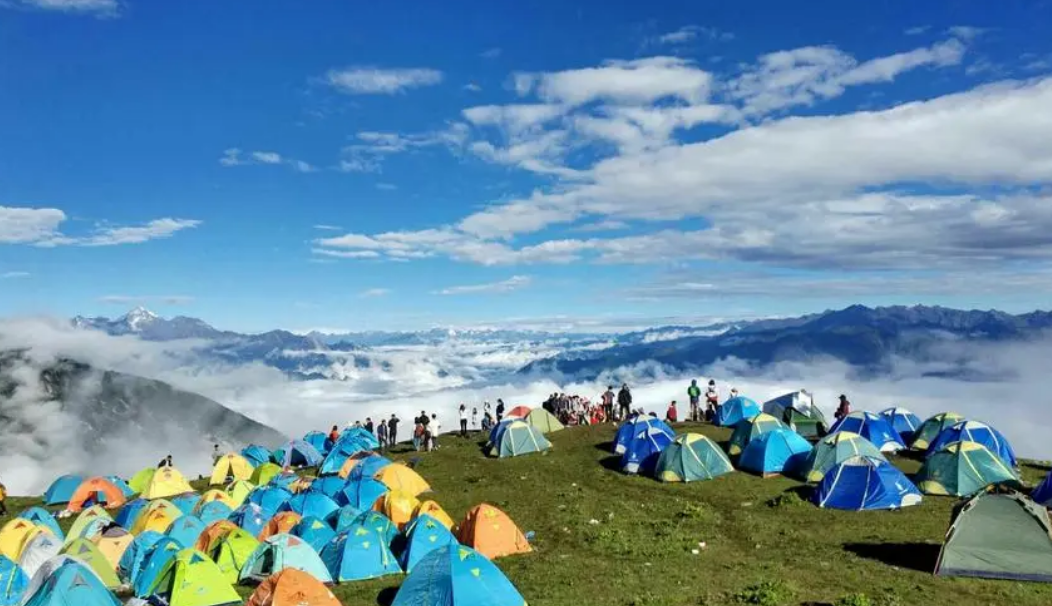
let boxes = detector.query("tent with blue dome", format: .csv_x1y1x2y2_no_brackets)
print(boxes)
311,476,348,500
346,454,394,482
103,476,135,498
613,416,674,455
239,533,333,584
229,503,270,537
169,493,202,516
621,427,674,475
716,396,762,428
339,477,389,511
16,507,63,541
328,506,364,534
927,421,1017,467
740,428,813,477
320,524,402,582
274,439,323,468
131,537,182,597
22,560,119,606
43,475,83,506
399,514,460,573
911,412,965,451
196,501,234,526
113,498,149,530
291,517,337,553
340,426,380,450
241,445,273,467
164,515,206,549
284,492,340,521
304,431,332,456
488,420,551,458
1033,471,1052,507
392,544,525,606
0,555,28,606
487,419,518,448
352,511,399,547
828,411,906,452
813,456,923,511
118,531,164,584
247,486,293,516
879,407,922,443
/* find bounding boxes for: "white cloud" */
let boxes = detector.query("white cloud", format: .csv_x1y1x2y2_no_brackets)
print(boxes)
2,206,201,248
71,218,202,247
433,275,532,295
11,0,116,15
480,48,502,59
515,57,715,107
948,25,986,41
654,25,734,45
311,248,382,259
98,295,195,305
905,25,931,36
0,206,65,244
313,224,342,231
1,271,30,279
324,67,443,95
340,123,469,172
220,148,316,173
250,151,282,164
359,288,391,298
464,83,483,92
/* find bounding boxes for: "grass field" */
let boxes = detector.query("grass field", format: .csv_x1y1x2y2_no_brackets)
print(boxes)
6,421,1052,606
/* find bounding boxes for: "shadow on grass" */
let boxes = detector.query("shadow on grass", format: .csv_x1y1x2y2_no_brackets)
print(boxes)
376,586,398,606
843,542,939,573
599,456,623,473
594,441,615,453
1023,461,1051,474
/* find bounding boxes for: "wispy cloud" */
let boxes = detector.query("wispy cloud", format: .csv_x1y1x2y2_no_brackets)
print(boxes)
98,295,195,305
219,148,316,173
7,0,117,16
313,224,343,231
434,275,531,295
359,288,391,298
948,25,986,41
311,248,382,259
2,205,201,247
464,83,483,93
338,123,469,172
1,271,30,279
480,48,502,59
324,67,443,95
904,25,930,36
653,25,734,45
376,183,398,191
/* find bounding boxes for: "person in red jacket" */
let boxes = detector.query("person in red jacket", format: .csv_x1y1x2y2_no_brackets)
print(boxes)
834,394,851,421
666,400,679,424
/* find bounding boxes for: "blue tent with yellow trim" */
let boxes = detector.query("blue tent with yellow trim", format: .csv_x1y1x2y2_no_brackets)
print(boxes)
392,544,525,606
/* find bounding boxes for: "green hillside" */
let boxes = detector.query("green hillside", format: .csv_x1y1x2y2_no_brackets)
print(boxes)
7,422,1052,606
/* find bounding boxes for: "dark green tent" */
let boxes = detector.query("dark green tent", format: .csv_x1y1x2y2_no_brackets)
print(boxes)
762,391,828,439
935,489,1052,582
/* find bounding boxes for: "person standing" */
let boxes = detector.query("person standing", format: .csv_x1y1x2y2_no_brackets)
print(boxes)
471,407,479,430
834,395,851,421
0,477,8,516
388,414,400,446
365,417,375,435
212,444,221,465
617,384,632,420
377,419,389,452
496,399,505,422
459,404,469,437
328,424,340,445
431,413,442,449
705,380,719,422
687,379,702,422
601,386,615,421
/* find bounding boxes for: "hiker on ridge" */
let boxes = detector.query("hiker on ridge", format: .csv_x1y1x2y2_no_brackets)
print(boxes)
835,394,851,421
212,444,221,465
602,386,615,420
617,384,632,420
0,477,8,516
687,379,701,422
328,424,340,444
431,413,441,450
377,419,389,452
365,418,374,435
471,406,479,430
666,400,679,424
496,399,505,422
388,414,400,446
705,380,719,422
459,404,469,438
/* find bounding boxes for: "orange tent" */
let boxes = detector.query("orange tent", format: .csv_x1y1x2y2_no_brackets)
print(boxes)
336,452,375,479
375,490,419,531
374,463,431,496
507,405,532,418
457,503,532,559
195,519,239,552
413,500,455,530
258,511,302,540
246,568,340,606
67,477,127,513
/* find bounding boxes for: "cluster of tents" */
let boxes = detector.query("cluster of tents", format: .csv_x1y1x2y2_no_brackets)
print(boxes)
484,407,564,458
0,426,533,606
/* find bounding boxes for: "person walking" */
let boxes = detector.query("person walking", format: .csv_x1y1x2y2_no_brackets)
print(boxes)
617,384,632,420
388,414,400,447
459,404,469,438
377,419,389,452
687,379,701,422
471,407,479,430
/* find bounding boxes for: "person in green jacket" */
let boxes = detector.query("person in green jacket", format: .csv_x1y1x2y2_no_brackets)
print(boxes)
687,379,702,422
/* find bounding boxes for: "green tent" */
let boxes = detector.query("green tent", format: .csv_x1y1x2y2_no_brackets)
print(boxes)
65,505,113,545
917,440,1020,497
655,433,734,482
150,548,241,606
238,533,333,584
251,463,282,486
800,431,887,482
911,411,964,451
60,538,121,588
489,421,551,458
209,527,260,584
762,390,828,439
936,490,1052,582
525,408,564,433
728,413,786,456
128,467,157,494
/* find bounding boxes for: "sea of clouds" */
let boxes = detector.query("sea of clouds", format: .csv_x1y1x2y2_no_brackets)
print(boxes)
2,314,1051,495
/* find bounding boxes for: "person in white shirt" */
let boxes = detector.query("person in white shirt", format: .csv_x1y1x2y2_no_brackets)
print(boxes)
458,404,468,437
471,407,479,430
730,388,739,399
431,413,441,449
705,380,719,422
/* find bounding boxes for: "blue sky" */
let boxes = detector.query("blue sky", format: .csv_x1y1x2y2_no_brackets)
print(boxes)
3,0,1052,332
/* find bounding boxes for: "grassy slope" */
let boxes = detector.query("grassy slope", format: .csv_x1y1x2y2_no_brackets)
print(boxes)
6,422,1052,606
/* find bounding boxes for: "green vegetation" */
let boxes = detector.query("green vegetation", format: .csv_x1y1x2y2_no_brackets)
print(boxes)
6,422,1052,605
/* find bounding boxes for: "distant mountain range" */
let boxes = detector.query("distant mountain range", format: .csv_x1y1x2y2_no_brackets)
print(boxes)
519,305,1052,380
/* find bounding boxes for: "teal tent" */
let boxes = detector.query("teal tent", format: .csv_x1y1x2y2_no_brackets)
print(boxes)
22,560,119,606
399,514,459,572
239,533,333,584
320,524,402,582
392,545,525,606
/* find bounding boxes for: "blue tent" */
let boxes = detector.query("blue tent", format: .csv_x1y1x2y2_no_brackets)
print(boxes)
103,476,135,498
613,417,674,455
488,418,518,446
328,506,364,534
169,493,201,516
339,426,380,450
740,428,813,476
392,544,525,606
399,514,459,572
829,411,907,452
241,444,273,467
114,498,149,529
352,511,399,547
290,516,337,553
247,486,293,516
879,407,922,443
716,396,762,427
131,537,182,597
16,507,63,541
813,456,923,511
118,531,164,584
927,421,1017,467
283,492,340,521
268,472,300,491
339,477,390,511
195,501,234,526
42,475,83,506
164,515,206,549
0,555,28,606
304,430,332,456
621,427,674,475
311,476,347,500
229,503,270,537
320,524,402,582
22,560,119,606
273,440,323,468
1034,470,1052,507
320,431,379,475
347,455,393,482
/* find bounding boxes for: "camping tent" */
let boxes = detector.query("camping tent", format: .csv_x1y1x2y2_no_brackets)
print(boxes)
210,454,255,486
320,525,401,582
303,431,332,456
917,441,1020,497
260,512,302,541
728,413,786,456
244,568,340,606
1033,470,1052,507
248,486,294,517
18,532,62,579
274,440,323,468
128,468,156,495
400,514,459,572
879,407,922,443
828,411,906,452
227,480,256,506
621,427,674,475
114,499,149,530
251,463,283,487
194,520,238,553
506,405,532,419
118,531,164,584
351,511,399,547
654,433,734,483
328,507,363,535
148,548,242,606
165,516,207,550
413,500,456,530
290,517,336,554
21,559,119,606
91,525,134,570
140,467,194,500
763,390,828,439
283,492,339,521
239,533,332,584
339,477,389,511
17,508,63,541
927,421,1018,467
104,476,135,498
132,538,183,597
613,417,674,455
800,431,887,483
911,412,965,451
132,502,183,536
209,527,261,584
936,490,1052,582
457,504,531,560
241,445,274,467
170,493,202,517
230,503,271,538
343,454,393,482
377,490,420,531
812,456,922,511
67,506,113,543
67,477,127,512
0,519,44,561
0,555,28,606
199,490,237,510
375,463,431,497
43,475,83,506
525,408,564,433
489,421,552,458
739,428,813,477
59,539,120,588
391,545,525,606
716,396,762,428
309,476,347,501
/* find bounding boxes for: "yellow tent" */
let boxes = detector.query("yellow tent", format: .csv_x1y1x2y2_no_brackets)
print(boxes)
376,490,420,531
0,518,43,560
209,453,255,485
413,500,456,530
131,499,183,535
199,489,237,509
140,466,194,499
226,479,255,506
92,526,134,570
375,463,431,496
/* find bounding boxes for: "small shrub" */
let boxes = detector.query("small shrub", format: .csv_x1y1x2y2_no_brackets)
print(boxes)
733,580,795,605
766,492,805,509
835,594,873,606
